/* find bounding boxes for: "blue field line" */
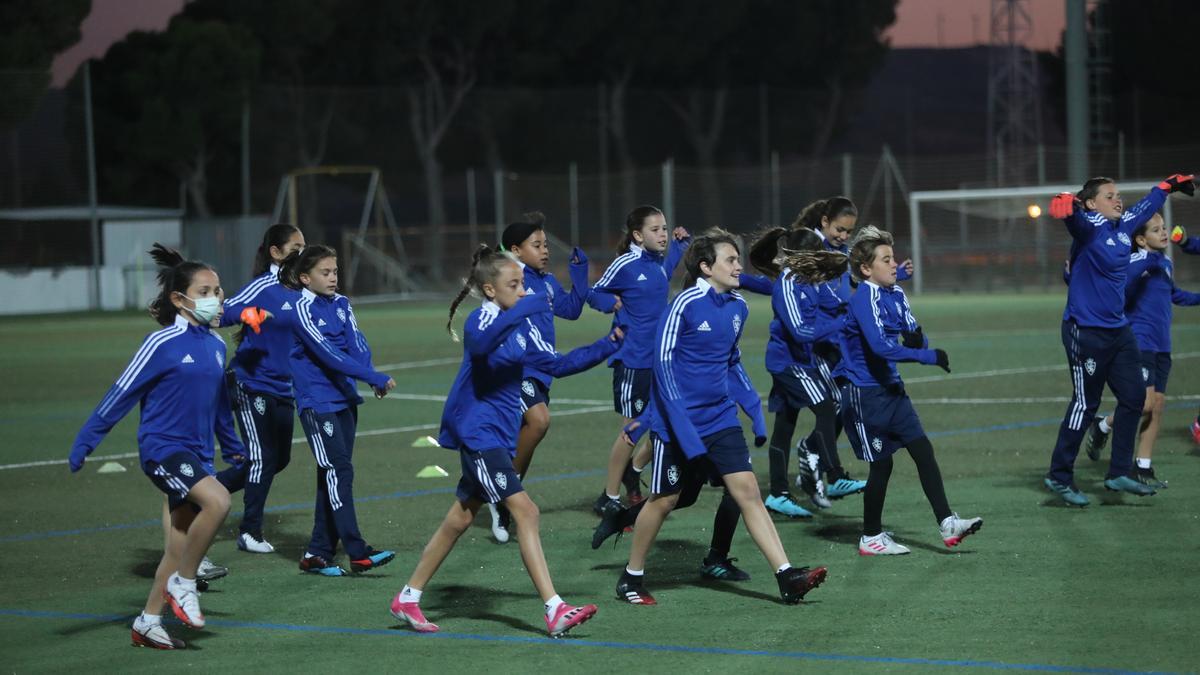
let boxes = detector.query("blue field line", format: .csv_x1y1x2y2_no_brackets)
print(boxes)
4,401,1196,545
0,608,1171,674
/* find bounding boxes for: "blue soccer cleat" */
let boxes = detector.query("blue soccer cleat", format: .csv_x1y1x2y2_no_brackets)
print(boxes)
351,548,396,573
700,556,751,581
827,476,867,500
1103,475,1156,496
765,493,814,518
1043,477,1090,506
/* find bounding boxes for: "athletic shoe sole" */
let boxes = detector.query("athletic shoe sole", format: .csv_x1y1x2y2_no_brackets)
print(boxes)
163,590,204,629
943,519,983,547
131,629,184,650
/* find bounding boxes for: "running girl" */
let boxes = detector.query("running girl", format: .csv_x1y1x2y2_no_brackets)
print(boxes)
839,226,981,555
390,245,621,637
611,229,827,606
69,244,239,648
277,245,397,576
219,223,305,553
487,212,593,543
588,206,689,516
1045,174,1192,505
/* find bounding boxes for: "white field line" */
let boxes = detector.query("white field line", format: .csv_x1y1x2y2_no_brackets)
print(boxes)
0,451,140,472
370,391,607,406
912,395,1200,405
905,351,1200,384
375,357,460,371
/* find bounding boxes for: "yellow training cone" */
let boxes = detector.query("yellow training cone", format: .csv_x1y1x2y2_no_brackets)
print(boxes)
416,465,449,478
97,461,127,474
411,436,440,448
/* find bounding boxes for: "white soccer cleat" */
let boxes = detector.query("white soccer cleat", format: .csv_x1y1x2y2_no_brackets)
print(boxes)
858,532,911,556
487,503,510,544
940,514,983,548
130,615,184,649
196,556,228,581
237,532,275,554
164,573,205,628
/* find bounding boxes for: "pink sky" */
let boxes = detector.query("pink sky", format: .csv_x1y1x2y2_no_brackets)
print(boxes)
52,0,1067,86
887,0,1066,51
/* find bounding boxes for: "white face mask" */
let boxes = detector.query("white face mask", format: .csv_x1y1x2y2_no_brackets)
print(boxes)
183,295,221,324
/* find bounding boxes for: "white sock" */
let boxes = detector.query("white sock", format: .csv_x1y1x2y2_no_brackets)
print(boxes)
399,585,422,603
137,612,161,626
631,463,645,474
1136,457,1151,469
624,566,643,576
1098,417,1111,433
170,573,196,590
544,594,564,618
606,493,620,501
776,563,792,574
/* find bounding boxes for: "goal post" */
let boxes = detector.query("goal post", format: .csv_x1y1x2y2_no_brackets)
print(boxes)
908,181,1171,294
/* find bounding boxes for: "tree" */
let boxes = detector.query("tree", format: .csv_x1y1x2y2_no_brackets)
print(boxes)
83,17,259,216
1,0,90,206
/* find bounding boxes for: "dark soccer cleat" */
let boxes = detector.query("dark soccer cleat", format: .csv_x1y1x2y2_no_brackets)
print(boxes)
1135,466,1167,489
615,572,657,605
592,499,627,550
299,554,347,577
700,556,750,581
593,492,615,516
776,565,827,604
1084,416,1109,461
350,548,396,573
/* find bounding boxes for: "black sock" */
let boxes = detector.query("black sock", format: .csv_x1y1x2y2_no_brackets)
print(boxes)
906,436,952,524
806,399,840,476
863,456,894,536
707,491,740,560
768,408,799,495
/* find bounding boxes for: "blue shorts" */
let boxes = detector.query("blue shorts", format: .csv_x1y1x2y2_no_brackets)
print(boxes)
840,383,926,462
146,450,213,511
613,362,651,417
1139,351,1171,393
455,448,524,504
648,428,753,496
767,365,828,413
520,377,551,412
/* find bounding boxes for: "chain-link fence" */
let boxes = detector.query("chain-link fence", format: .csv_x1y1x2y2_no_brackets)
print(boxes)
6,71,1200,299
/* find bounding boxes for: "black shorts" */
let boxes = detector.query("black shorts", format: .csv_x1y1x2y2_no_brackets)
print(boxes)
455,447,525,504
840,383,926,462
612,362,651,418
146,450,213,511
648,428,753,496
520,377,551,412
767,365,828,413
1139,351,1172,393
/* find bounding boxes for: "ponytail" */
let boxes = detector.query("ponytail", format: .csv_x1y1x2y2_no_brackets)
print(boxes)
779,250,848,285
616,205,664,254
792,196,858,233
279,245,337,291
748,225,825,278
447,244,519,342
252,223,302,277
147,243,215,327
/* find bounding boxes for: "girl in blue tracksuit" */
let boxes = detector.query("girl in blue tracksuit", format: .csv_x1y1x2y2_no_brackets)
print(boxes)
486,212,593,542
391,245,620,638
745,226,848,518
1046,174,1192,504
1162,223,1200,443
840,226,981,556
587,205,690,513
611,229,827,607
69,244,242,649
1085,212,1200,487
275,245,397,577
219,223,305,554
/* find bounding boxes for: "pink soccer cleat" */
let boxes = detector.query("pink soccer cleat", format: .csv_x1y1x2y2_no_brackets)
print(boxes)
545,603,597,638
390,594,439,633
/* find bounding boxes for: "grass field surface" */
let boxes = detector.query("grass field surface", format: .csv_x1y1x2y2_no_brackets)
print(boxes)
1,292,1197,673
